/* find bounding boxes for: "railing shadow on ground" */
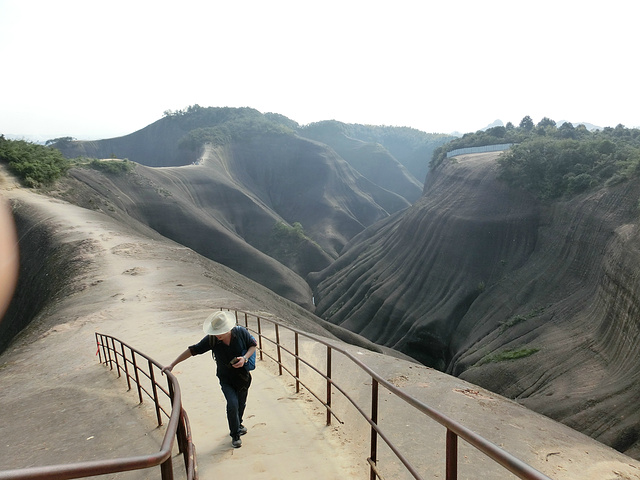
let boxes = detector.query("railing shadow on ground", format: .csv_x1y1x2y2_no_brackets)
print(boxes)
227,308,552,480
0,334,197,480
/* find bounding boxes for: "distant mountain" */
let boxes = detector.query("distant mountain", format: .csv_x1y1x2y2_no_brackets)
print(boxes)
300,121,455,187
557,120,602,131
300,121,422,203
49,107,440,306
48,108,456,305
52,107,452,199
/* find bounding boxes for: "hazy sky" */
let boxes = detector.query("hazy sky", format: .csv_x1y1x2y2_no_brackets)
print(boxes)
1,0,637,141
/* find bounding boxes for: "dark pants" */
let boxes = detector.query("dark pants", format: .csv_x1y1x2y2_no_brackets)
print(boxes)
219,375,251,437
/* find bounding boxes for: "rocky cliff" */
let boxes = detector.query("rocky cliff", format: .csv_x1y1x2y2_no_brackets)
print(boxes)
51,126,416,309
53,108,449,208
310,151,640,458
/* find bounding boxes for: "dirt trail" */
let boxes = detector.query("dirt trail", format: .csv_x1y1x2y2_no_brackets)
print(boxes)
0,188,366,479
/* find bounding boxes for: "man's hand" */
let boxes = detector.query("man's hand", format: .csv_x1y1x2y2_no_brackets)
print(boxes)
232,356,246,368
162,349,192,374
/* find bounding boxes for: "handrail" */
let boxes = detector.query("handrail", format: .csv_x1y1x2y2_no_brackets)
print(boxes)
226,308,552,480
0,334,197,480
0,309,552,479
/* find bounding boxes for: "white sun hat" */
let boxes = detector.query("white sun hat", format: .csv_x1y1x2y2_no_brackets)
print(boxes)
203,310,237,336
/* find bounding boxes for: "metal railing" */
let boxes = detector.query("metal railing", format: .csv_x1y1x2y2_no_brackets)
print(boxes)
0,333,197,480
227,308,552,480
0,308,552,480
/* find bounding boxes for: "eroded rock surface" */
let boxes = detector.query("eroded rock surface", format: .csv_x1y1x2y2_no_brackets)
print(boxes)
311,152,640,458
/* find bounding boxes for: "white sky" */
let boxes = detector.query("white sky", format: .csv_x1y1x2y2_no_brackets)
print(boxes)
0,0,637,141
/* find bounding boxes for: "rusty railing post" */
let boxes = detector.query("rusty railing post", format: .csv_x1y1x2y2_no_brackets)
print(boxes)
95,333,103,364
112,337,121,376
99,333,108,365
169,379,185,455
132,352,143,404
106,336,114,370
370,378,379,480
446,429,458,480
160,456,174,480
294,332,300,393
121,343,131,391
112,337,121,377
257,317,264,361
326,346,332,426
102,334,109,366
149,359,163,427
275,324,282,375
178,409,190,471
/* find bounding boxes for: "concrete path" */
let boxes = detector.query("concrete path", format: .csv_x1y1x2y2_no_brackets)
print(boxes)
177,359,366,479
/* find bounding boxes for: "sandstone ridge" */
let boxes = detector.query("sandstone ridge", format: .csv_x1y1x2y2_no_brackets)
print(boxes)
311,151,640,459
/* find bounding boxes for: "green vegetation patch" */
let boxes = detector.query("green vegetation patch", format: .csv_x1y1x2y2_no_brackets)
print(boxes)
168,105,294,151
498,134,640,199
479,347,540,365
499,306,546,333
430,117,640,200
0,135,70,187
262,221,319,266
269,221,307,255
87,158,134,175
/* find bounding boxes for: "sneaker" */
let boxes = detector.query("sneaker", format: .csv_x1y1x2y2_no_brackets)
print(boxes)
238,425,248,436
232,435,242,448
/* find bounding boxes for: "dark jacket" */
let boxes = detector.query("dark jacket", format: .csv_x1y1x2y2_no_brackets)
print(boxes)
188,326,257,380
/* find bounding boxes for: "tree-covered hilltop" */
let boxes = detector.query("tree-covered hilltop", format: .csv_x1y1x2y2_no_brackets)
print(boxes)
0,135,135,188
431,117,640,199
0,135,70,187
171,105,295,151
169,107,453,182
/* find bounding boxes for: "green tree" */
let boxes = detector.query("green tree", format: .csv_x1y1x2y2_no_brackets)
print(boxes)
497,127,640,198
431,117,640,198
486,126,507,138
45,136,75,146
519,115,534,131
537,117,556,128
558,122,576,139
